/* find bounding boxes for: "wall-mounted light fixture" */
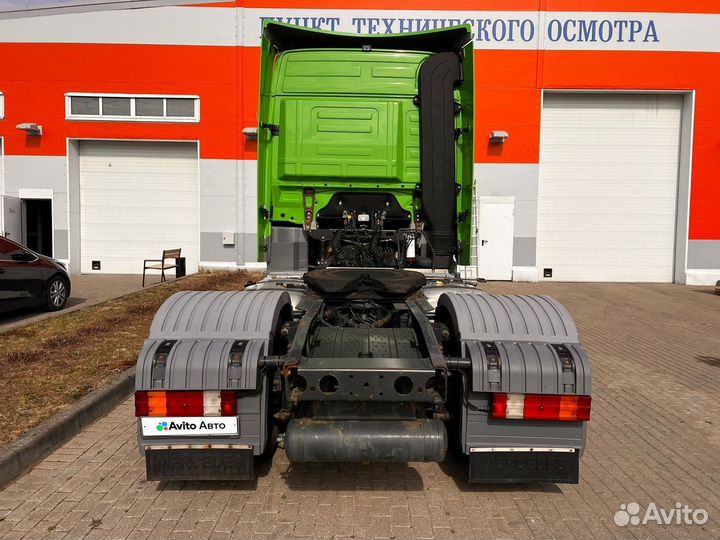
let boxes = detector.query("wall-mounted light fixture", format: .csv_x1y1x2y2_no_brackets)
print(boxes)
16,123,43,136
242,127,258,140
489,130,509,144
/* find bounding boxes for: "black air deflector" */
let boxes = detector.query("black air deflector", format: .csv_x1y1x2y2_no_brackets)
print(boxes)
263,23,470,53
418,51,462,267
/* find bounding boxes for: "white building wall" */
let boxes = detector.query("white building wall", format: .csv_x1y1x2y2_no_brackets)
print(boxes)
3,155,69,260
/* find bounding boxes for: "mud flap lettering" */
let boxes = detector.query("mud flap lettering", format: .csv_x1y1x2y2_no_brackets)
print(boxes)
469,450,579,484
146,449,254,481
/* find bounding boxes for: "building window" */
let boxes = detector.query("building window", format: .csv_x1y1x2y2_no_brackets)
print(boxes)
70,96,100,116
65,94,199,122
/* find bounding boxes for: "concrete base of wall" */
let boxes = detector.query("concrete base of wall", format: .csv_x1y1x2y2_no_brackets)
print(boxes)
512,266,539,282
199,261,241,271
198,261,267,273
685,269,720,286
243,262,267,272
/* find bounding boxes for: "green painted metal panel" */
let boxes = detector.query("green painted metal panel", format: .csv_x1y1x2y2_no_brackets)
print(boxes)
276,50,426,95
270,97,420,183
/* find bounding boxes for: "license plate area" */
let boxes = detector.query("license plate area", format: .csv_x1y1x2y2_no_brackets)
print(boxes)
146,448,253,481
141,417,238,436
469,448,579,484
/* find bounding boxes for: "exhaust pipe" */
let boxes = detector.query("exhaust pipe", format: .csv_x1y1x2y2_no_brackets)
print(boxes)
284,418,447,462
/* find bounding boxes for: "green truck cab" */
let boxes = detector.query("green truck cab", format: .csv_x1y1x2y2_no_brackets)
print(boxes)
258,22,475,271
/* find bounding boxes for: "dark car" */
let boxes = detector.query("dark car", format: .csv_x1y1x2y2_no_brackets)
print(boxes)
0,236,71,314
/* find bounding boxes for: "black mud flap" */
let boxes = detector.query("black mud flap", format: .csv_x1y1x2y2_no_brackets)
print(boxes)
468,450,579,484
146,448,254,481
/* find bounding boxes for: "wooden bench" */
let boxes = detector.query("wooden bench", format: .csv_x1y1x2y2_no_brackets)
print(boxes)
143,248,181,287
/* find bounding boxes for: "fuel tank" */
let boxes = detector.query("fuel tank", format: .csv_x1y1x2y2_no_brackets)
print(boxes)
285,417,447,462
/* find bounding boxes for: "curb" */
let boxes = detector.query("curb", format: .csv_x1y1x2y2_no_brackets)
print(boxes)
0,366,136,489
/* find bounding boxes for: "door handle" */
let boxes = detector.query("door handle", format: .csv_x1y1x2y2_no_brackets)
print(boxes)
481,240,489,246
0,269,5,274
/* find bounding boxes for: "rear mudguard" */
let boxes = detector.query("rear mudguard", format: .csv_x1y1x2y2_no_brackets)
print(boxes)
135,290,292,457
437,292,591,395
437,292,591,458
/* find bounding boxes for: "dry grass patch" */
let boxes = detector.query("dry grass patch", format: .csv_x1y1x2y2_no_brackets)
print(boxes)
0,271,259,447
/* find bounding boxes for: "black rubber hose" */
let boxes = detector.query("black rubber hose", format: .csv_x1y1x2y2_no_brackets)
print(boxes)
330,230,345,265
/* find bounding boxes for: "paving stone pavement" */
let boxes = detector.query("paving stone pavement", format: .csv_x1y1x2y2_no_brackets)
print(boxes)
1,282,719,540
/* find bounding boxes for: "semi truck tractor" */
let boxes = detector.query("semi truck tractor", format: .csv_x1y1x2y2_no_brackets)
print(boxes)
134,22,592,484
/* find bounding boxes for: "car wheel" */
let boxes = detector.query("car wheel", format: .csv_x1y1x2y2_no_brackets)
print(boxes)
45,276,68,311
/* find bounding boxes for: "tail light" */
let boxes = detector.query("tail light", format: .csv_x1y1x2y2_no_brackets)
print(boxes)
135,390,237,417
491,393,591,422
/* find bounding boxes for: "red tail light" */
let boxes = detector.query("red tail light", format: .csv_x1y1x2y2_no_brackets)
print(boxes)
220,392,237,415
134,390,237,417
491,393,591,422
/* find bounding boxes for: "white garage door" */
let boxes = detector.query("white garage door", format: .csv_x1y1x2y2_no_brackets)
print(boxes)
79,141,198,274
538,93,682,282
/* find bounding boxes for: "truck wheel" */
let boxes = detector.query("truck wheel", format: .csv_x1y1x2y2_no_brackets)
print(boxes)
45,276,68,311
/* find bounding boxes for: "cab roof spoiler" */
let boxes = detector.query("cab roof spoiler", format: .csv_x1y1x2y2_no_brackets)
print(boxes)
263,21,472,53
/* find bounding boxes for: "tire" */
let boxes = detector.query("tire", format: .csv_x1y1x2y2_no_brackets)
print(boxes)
45,275,68,311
